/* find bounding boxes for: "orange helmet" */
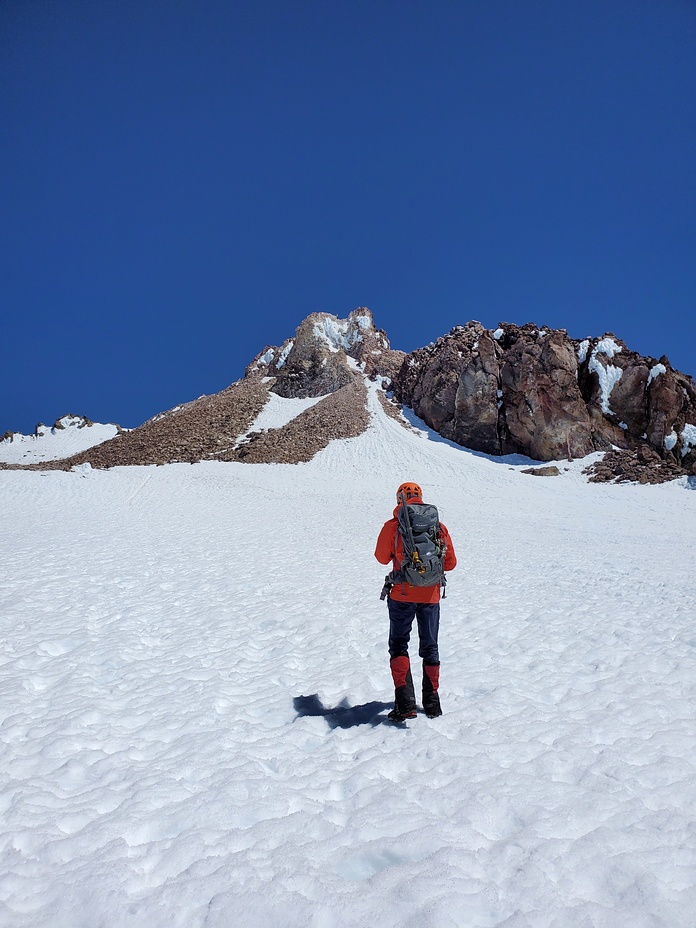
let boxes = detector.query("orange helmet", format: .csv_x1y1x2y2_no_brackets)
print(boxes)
397,482,422,501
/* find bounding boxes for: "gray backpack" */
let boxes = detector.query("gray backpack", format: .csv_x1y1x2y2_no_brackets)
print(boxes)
393,494,447,590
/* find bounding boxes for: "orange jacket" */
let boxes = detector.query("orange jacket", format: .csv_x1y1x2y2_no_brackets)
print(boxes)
374,497,457,603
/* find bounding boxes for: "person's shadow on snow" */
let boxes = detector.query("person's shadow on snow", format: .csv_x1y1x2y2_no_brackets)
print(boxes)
293,694,393,729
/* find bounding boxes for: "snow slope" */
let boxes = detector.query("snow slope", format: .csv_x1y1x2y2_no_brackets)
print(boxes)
1,379,695,928
239,391,328,439
0,417,119,465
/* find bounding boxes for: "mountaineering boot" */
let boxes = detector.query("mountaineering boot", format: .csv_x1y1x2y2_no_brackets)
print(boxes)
422,661,442,718
388,656,417,721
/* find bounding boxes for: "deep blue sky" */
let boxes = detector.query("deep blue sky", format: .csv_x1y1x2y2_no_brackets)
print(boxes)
2,0,694,433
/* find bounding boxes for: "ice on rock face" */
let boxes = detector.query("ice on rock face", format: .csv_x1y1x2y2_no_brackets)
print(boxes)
275,341,294,369
353,313,372,331
587,338,624,415
648,363,667,385
593,337,623,359
493,328,504,341
680,423,696,457
258,349,275,366
313,314,372,353
589,353,623,415
664,430,678,451
577,340,590,364
314,318,350,352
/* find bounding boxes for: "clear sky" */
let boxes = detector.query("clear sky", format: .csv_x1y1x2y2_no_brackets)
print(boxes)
2,0,694,433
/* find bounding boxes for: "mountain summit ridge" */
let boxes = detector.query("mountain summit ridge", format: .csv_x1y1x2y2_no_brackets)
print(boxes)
2,308,695,483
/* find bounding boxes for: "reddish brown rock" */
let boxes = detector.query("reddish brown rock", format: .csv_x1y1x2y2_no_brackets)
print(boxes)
450,327,502,455
498,325,594,460
585,447,687,485
395,322,503,454
395,322,595,460
394,321,696,482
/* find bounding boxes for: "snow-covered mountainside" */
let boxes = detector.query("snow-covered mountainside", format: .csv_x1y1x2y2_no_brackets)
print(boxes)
0,415,120,465
2,376,695,927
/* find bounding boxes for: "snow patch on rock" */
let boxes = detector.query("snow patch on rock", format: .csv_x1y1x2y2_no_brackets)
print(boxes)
276,341,294,369
313,317,360,353
589,352,623,415
353,312,372,331
587,338,624,415
593,337,623,359
648,363,667,385
680,423,696,458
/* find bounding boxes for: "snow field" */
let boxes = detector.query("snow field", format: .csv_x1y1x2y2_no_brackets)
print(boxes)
1,381,695,927
0,421,119,465
238,391,328,440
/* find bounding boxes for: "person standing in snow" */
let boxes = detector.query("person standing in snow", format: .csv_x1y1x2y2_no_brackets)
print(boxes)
375,482,457,721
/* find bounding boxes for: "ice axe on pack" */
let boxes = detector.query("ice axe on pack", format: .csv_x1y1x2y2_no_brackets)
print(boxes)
397,490,428,576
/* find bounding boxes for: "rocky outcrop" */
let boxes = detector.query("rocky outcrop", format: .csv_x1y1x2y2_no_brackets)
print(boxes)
397,322,500,453
576,337,696,480
395,322,594,460
393,321,696,482
246,307,404,397
499,325,594,460
49,414,95,431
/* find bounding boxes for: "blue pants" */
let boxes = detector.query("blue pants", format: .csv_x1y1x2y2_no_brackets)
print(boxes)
388,599,440,665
